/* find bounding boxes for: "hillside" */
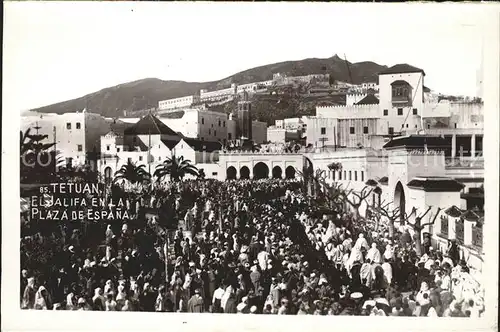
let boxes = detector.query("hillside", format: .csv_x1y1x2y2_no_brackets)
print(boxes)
30,54,388,120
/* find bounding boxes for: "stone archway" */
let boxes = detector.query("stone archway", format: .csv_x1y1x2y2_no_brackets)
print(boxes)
285,166,296,179
240,166,250,179
272,166,283,179
226,166,237,180
104,167,112,183
394,181,406,223
253,162,269,180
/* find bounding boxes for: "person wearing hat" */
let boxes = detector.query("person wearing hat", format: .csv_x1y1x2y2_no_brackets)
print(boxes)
187,288,205,313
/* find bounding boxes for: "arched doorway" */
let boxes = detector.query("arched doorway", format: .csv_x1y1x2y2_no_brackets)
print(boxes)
253,162,269,180
285,166,296,179
226,166,237,180
272,166,283,179
394,181,406,223
104,167,112,183
240,166,250,179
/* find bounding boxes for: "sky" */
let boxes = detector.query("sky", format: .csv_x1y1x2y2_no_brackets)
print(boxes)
3,2,491,113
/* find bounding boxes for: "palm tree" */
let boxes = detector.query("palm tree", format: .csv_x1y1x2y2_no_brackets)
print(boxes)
113,160,151,185
154,154,199,182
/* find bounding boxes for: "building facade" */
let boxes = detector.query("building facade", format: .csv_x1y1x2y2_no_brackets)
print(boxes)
158,95,201,110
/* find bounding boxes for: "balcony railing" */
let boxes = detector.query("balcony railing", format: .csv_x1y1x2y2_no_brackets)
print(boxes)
445,157,484,168
391,96,412,105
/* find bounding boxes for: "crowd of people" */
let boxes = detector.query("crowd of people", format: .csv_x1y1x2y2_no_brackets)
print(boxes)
20,178,484,317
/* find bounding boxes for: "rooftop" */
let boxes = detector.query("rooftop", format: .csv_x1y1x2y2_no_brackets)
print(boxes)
407,177,465,192
382,135,448,150
379,64,425,76
183,138,222,153
124,113,178,136
355,94,379,105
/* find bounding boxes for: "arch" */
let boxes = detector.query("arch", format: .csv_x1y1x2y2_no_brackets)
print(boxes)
104,167,112,183
253,162,269,180
272,166,283,179
394,181,406,223
226,166,237,180
240,166,250,180
285,166,296,179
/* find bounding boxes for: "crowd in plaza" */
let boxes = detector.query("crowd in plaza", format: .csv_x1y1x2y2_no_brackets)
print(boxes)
20,178,485,317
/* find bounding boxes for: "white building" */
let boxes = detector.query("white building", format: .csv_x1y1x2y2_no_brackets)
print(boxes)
200,84,237,102
21,109,111,169
99,113,222,181
158,95,200,110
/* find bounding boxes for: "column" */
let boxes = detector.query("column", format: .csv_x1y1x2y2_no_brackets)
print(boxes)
471,134,476,157
448,217,456,240
464,220,474,246
451,134,457,158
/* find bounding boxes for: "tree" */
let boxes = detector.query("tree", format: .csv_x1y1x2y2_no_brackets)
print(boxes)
406,206,443,256
373,201,416,239
20,128,58,184
154,154,199,182
113,160,151,185
341,185,374,221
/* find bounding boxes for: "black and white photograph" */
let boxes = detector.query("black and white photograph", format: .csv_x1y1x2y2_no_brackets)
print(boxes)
2,2,499,332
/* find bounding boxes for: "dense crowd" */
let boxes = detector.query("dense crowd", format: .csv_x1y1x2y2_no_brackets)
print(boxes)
20,179,484,316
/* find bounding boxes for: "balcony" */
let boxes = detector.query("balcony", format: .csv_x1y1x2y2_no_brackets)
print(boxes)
391,96,412,106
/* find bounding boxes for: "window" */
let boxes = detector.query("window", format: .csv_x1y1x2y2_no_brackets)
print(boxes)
406,124,409,128
228,133,232,140
202,118,204,125
397,108,403,116
139,156,143,161
158,156,161,161
361,171,364,182
332,171,335,181
77,145,83,152
223,121,226,127
106,145,110,151
208,129,211,135
349,171,352,181
454,123,457,129
218,120,221,127
339,171,342,180
66,123,71,129
354,171,358,181
413,108,418,115
212,172,218,176
344,170,346,179
117,148,120,152
363,126,369,134
321,127,326,135
349,127,355,134
388,127,394,135
415,125,418,129
76,122,81,129
201,137,204,141
427,124,431,129
128,158,132,163
383,109,388,116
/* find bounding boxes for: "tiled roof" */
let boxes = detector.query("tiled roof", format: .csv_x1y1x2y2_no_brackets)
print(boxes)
378,176,388,185
407,177,465,192
383,135,448,150
461,209,484,221
124,113,178,136
444,205,464,218
390,80,412,86
355,94,379,105
183,138,222,153
379,64,425,76
161,137,182,150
